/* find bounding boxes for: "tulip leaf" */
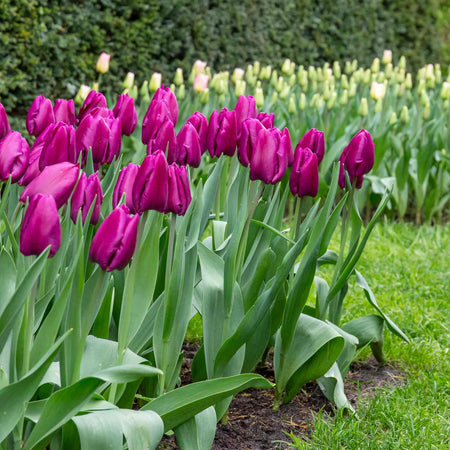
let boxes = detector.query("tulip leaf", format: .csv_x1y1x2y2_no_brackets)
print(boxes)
317,363,354,411
250,219,295,244
0,249,16,317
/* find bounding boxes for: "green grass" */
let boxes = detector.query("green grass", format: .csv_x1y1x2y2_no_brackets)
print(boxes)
288,221,450,449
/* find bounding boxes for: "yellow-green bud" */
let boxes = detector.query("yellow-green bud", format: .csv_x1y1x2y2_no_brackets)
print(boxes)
140,81,150,102
177,84,186,101
420,91,429,107
315,96,324,110
299,92,306,110
441,82,450,100
235,79,246,97
359,97,369,116
218,93,226,104
122,72,135,91
75,84,91,104
316,67,323,81
199,89,209,104
374,98,383,113
275,76,284,93
351,59,358,72
435,66,442,84
423,104,430,120
254,87,264,107
370,81,386,100
271,91,278,104
382,50,392,65
396,68,405,83
245,65,254,82
340,89,348,105
232,68,245,83
282,58,292,75
259,65,272,80
308,66,317,81
376,72,385,83
270,70,278,87
279,84,290,100
363,69,371,84
288,94,297,114
397,83,405,97
169,83,175,93
418,79,426,95
385,63,393,79
289,74,296,86
341,74,349,89
400,106,409,124
310,93,319,107
333,61,341,78
128,85,138,100
174,68,184,86
371,57,380,73
388,111,397,125
149,72,162,92
253,61,260,76
323,68,333,81
327,91,338,109
312,80,318,91
398,56,406,70
345,61,352,74
322,80,331,101
426,75,435,89
349,80,357,98
299,71,308,89
96,52,110,74
92,81,99,91
405,73,412,89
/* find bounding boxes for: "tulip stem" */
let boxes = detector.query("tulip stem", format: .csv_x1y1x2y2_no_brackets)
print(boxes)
293,197,302,241
165,213,177,294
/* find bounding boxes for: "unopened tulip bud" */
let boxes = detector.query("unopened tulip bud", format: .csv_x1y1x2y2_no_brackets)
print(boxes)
351,59,358,72
0,103,11,140
288,95,297,114
341,74,348,89
275,76,284,93
370,81,386,100
417,79,426,95
139,81,150,102
340,90,348,106
382,50,392,65
235,80,246,97
259,65,272,80
289,74,296,87
363,69,371,84
388,111,397,125
0,131,29,182
113,93,137,136
282,59,291,75
271,91,278,104
423,105,430,120
441,82,450,100
349,81,357,98
193,73,209,92
420,91,429,107
374,98,383,113
176,122,202,167
26,95,55,137
398,56,406,70
113,163,140,213
39,122,77,170
165,164,191,215
332,61,341,78
254,87,264,108
270,70,278,87
253,61,260,76
435,65,442,84
316,67,323,81
96,52,110,74
71,172,103,224
289,147,319,198
122,72,135,91
298,93,306,111
344,61,352,74
385,63,393,79
207,108,237,158
279,85,290,100
400,106,410,124
199,89,209,104
232,68,245,83
359,98,369,117
150,73,162,92
77,90,107,124
177,84,186,101
297,128,325,164
327,91,337,109
174,68,184,86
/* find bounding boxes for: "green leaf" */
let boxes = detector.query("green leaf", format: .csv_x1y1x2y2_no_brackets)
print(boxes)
250,219,295,244
317,363,354,411
0,249,16,317
175,406,217,450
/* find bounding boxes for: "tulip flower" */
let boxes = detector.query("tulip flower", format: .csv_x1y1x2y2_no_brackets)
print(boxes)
234,95,257,137
149,72,162,92
132,151,169,214
54,99,75,126
282,127,294,167
207,108,237,157
96,52,111,74
289,147,319,198
0,131,30,183
237,118,265,167
20,194,61,258
70,172,103,224
176,122,202,167
113,94,137,136
165,164,191,215
250,127,289,184
186,112,208,153
76,114,121,165
26,95,55,137
296,128,325,165
77,90,107,124
89,107,115,120
89,204,139,272
20,162,79,208
0,103,11,140
338,129,375,189
193,73,209,92
39,122,77,170
113,163,140,213
146,116,177,163
256,112,274,129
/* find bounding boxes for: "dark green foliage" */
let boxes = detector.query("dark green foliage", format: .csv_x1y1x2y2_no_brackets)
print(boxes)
0,0,447,112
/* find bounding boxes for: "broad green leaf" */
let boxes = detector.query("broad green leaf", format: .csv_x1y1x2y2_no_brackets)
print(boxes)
0,249,16,316
175,406,217,450
317,363,354,411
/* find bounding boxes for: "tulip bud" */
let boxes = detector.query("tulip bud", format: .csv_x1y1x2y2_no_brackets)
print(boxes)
186,112,208,153
113,93,137,136
122,72,135,91
113,163,140,213
374,98,383,113
26,95,55,137
96,52,110,74
344,61,352,75
271,91,278,104
150,73,162,92
405,73,413,90
132,151,169,214
289,147,319,198
194,73,209,92
333,61,341,79
338,129,375,189
237,118,265,167
0,131,29,183
199,89,209,104
363,69,371,84
441,82,450,100
351,59,358,72
207,108,237,158
176,122,202,167
388,111,397,125
253,61,260,76
370,81,386,100
297,128,325,164
235,95,257,137
422,105,430,120
71,172,103,224
20,162,79,208
259,65,272,80
0,103,11,140
385,63,393,79
288,95,297,114
174,68,184,86
232,68,245,83
435,65,442,84
193,60,207,75
349,80,357,98
254,87,264,108
39,122,77,170
398,56,406,70
256,112,275,128
299,93,306,110
382,50,392,65
275,76,284,93
20,194,61,258
281,59,292,75
165,164,191,215
89,204,139,272
77,90,107,124
75,85,91,105
339,90,348,106
270,70,279,87
146,116,177,163
233,80,245,98
53,99,75,126
140,81,151,103
400,106,410,124
359,98,369,117
177,84,186,101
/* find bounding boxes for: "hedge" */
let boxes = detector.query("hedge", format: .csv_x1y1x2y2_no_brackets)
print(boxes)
0,0,448,113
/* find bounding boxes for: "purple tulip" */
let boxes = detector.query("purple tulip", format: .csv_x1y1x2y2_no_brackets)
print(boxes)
250,127,289,184
39,122,77,170
234,95,257,137
0,103,11,140
26,95,55,137
77,91,107,124
289,147,319,198
176,122,202,167
89,204,139,272
132,151,169,214
282,128,294,167
113,163,140,213
0,131,30,183
151,86,179,124
20,162,79,208
89,107,115,120
165,164,191,216
237,118,265,167
186,112,208,153
256,112,274,129
20,194,61,258
146,116,177,163
297,129,325,165
207,108,237,158
76,115,122,165
70,172,103,224
339,129,375,189
113,94,137,136
54,99,75,126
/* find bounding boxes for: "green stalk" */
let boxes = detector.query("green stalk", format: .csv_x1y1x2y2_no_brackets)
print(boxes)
164,213,177,295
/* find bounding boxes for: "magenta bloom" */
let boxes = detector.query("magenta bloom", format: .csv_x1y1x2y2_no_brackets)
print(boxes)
0,131,30,183
281,128,294,167
207,108,237,157
26,95,55,137
289,147,319,198
20,162,79,208
186,112,208,153
20,194,61,258
39,122,77,170
234,95,257,137
54,99,75,126
0,103,11,140
132,151,169,214
250,127,289,184
256,112,275,129
165,164,191,215
89,204,139,272
113,163,140,213
237,118,265,167
113,94,137,136
146,116,177,163
77,91,107,124
70,172,103,224
297,129,325,165
176,122,202,167
339,129,375,189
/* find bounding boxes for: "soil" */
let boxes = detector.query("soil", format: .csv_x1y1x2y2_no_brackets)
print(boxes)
158,343,405,449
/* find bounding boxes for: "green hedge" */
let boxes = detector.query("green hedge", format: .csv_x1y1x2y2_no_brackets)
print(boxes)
0,0,448,113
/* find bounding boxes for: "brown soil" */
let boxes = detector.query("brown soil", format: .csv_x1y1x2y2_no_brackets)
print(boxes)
158,344,405,449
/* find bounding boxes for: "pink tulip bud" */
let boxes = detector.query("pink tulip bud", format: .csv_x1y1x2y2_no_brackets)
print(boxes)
0,131,29,183
186,112,208,153
96,52,111,74
39,122,77,170
146,116,177,163
54,99,75,126
26,95,55,137
113,163,140,213
77,90,107,124
113,94,137,136
193,73,209,92
234,95,257,137
176,122,202,167
256,112,274,129
165,164,191,215
237,118,265,167
70,172,103,224
289,147,319,198
207,109,237,158
0,103,11,140
297,128,325,165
